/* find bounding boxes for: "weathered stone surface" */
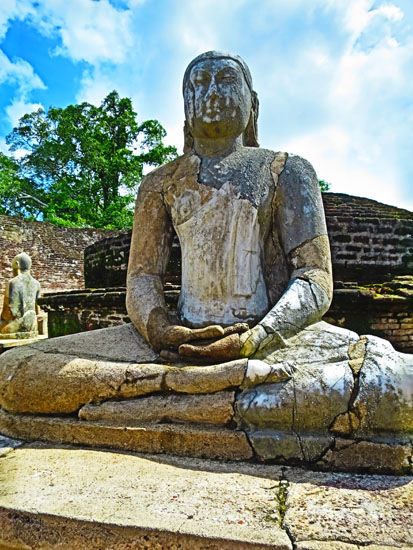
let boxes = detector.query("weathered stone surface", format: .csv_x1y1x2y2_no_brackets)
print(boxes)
254,321,358,364
249,431,333,463
236,327,354,434
79,391,235,426
1,443,412,549
352,335,413,436
283,467,413,548
0,445,290,549
165,358,247,393
0,409,253,460
277,155,328,255
317,438,412,474
242,359,294,388
0,345,255,415
28,322,158,362
0,345,166,414
236,322,413,465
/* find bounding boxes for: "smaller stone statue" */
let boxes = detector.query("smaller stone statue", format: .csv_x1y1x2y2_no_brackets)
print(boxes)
0,253,40,337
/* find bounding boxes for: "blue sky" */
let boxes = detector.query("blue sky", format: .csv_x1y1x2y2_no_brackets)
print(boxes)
1,0,413,210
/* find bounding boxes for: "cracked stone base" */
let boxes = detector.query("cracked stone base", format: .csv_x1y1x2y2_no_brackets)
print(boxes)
0,322,411,474
0,410,411,474
0,409,253,461
0,438,411,550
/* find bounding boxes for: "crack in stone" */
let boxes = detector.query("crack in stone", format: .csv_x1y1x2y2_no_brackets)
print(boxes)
312,436,337,465
290,377,306,462
18,344,159,365
329,336,368,437
276,467,297,549
242,429,258,461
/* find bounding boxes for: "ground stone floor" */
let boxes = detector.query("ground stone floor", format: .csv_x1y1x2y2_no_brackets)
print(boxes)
0,435,411,549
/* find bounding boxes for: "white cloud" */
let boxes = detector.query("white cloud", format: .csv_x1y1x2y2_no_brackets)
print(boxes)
30,0,135,64
376,3,404,21
0,0,34,40
5,98,42,127
0,50,45,94
0,49,45,127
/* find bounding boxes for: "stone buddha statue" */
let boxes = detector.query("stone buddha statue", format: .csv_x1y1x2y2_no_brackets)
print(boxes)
0,252,40,337
0,52,411,473
127,51,332,363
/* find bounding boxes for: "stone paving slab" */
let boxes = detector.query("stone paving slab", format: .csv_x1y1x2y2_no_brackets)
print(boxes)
0,437,412,549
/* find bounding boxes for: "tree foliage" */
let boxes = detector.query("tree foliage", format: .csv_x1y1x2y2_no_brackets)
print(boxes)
319,179,331,192
0,152,46,218
4,91,177,228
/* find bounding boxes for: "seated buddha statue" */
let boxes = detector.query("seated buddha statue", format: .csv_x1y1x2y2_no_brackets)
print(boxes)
0,252,40,337
0,52,411,472
126,51,332,363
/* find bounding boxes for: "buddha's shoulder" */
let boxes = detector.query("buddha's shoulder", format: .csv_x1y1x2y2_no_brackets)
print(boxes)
141,153,199,192
241,148,316,174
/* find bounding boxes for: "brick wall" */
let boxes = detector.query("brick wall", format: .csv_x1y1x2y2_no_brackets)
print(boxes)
0,214,116,309
324,277,413,354
84,232,181,288
324,194,413,281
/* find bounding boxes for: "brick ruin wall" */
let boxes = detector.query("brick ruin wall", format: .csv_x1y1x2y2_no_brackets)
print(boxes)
324,194,413,281
0,214,116,309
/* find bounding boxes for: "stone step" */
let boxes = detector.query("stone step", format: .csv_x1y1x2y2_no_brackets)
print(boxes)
0,409,253,461
0,436,411,549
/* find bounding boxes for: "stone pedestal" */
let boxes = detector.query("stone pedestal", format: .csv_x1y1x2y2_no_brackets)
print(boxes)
0,322,411,475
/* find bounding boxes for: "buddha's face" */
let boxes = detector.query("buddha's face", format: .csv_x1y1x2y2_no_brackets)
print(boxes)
184,58,252,141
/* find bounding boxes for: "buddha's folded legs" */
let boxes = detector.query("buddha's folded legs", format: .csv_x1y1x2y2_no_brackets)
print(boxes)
0,322,411,450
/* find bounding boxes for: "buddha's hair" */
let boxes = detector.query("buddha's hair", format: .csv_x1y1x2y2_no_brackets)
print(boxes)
182,51,259,152
13,252,31,272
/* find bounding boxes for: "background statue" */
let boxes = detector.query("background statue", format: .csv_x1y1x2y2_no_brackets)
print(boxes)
126,51,332,362
0,252,40,336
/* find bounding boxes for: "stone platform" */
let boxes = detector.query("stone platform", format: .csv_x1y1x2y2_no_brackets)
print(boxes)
0,322,412,475
0,435,412,549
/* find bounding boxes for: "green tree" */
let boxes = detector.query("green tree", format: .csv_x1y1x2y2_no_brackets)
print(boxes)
6,91,177,228
0,152,46,218
319,179,331,192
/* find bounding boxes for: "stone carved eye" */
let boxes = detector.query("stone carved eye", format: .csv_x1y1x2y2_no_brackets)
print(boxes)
193,72,210,87
217,73,236,83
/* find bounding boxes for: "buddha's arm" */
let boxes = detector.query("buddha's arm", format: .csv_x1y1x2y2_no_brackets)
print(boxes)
126,175,175,346
127,174,225,351
8,281,21,319
241,155,333,356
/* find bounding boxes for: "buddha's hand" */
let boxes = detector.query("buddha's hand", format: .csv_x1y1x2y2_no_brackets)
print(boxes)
162,324,227,349
177,323,249,362
240,324,286,357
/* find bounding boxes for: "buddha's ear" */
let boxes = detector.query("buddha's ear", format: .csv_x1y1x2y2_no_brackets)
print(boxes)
243,90,259,148
183,120,194,153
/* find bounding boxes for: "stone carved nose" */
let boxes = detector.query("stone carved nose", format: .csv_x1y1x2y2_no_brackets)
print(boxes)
205,78,219,100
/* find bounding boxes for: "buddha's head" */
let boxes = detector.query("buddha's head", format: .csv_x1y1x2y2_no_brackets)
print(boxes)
12,252,31,276
183,51,259,152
